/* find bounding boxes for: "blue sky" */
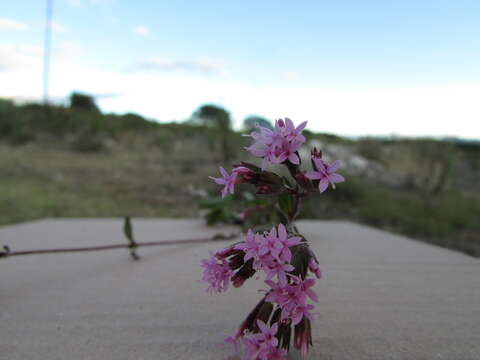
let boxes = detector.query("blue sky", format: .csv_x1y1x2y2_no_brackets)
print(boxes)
1,0,479,138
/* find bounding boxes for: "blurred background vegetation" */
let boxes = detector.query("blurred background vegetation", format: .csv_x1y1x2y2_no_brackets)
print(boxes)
1,93,479,257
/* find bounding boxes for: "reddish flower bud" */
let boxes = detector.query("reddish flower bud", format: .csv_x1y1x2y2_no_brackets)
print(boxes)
294,317,313,358
232,166,255,183
311,147,322,159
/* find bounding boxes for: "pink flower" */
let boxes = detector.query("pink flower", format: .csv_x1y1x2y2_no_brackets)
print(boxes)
275,118,307,145
265,276,318,325
265,279,286,304
291,303,315,326
271,223,302,263
242,320,283,360
243,335,263,360
209,166,237,198
305,158,345,193
256,320,279,348
292,276,318,303
234,229,262,262
264,259,294,285
200,252,233,294
245,118,307,170
278,283,306,321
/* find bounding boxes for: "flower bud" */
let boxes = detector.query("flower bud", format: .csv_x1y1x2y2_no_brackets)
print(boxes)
311,147,322,172
232,166,255,183
311,147,322,159
254,302,274,330
230,259,255,287
214,244,237,259
308,257,322,279
290,243,310,279
294,317,312,358
233,162,284,194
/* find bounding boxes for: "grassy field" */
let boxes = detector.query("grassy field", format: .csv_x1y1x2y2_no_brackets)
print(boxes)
0,139,221,223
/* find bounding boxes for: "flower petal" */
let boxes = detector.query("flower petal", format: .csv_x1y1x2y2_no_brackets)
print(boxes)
329,173,345,183
292,312,303,326
327,160,342,173
318,178,329,193
209,176,226,185
285,118,295,130
307,289,318,302
288,153,300,164
286,236,302,247
277,223,287,240
304,171,323,180
221,187,228,198
257,320,268,333
219,166,228,178
295,121,308,132
314,158,327,172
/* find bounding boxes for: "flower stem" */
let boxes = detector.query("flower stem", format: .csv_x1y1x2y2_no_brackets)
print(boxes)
0,233,237,259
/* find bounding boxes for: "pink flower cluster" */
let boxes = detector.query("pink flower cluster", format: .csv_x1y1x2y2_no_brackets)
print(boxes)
234,224,302,285
200,224,320,358
246,118,307,170
202,118,344,359
242,320,288,360
200,251,233,294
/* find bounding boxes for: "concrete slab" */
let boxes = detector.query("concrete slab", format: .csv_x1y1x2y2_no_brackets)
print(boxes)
1,219,479,360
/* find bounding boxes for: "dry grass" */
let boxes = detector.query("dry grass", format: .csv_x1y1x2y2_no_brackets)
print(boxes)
0,139,224,225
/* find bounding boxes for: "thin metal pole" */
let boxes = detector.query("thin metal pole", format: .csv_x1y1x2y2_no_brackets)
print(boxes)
43,0,54,104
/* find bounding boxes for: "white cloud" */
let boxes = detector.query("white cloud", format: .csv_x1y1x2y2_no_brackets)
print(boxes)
0,18,28,31
94,77,480,139
131,57,226,75
132,25,150,37
0,44,42,72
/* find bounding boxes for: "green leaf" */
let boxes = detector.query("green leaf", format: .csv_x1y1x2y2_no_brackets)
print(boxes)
123,216,134,244
123,216,140,260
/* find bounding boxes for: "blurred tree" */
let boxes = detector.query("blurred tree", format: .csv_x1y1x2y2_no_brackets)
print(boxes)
69,92,100,112
192,104,234,161
193,104,231,131
243,115,273,131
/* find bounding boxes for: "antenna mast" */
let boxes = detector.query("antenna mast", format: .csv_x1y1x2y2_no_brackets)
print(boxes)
43,0,54,104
